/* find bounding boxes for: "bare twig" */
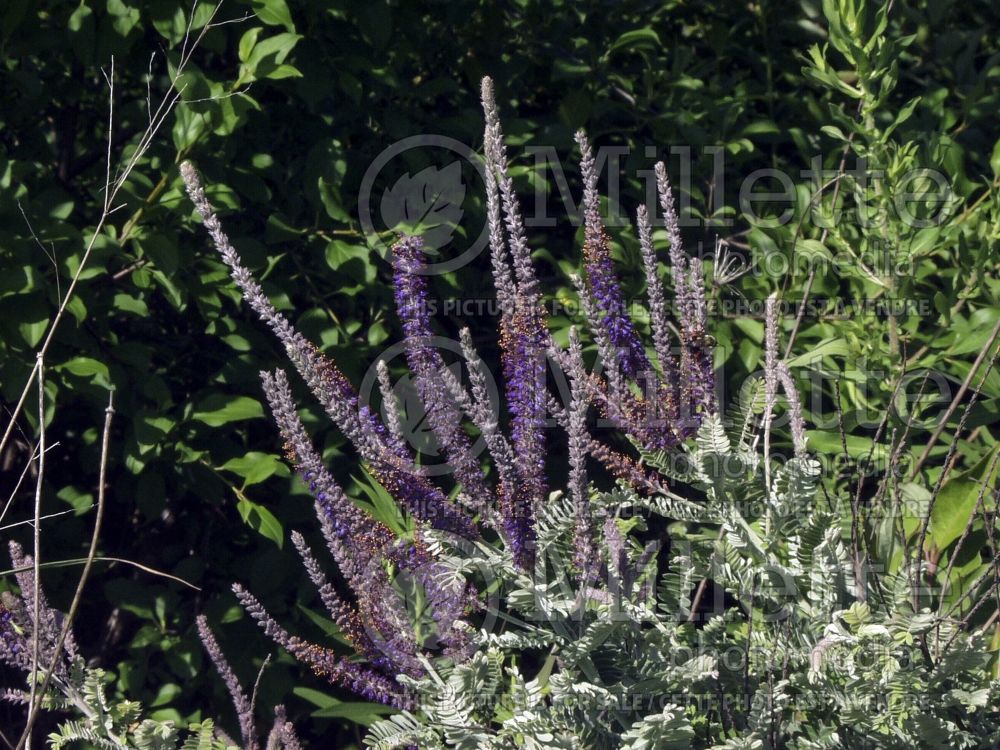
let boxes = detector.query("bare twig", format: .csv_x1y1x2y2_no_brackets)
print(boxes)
16,394,114,750
0,557,200,592
910,317,1000,479
16,203,61,304
25,357,45,750
934,449,1000,655
912,351,997,607
0,507,89,532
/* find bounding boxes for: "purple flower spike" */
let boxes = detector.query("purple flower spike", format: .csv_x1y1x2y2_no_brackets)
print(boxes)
392,236,492,514
566,328,597,583
261,369,394,586
197,615,258,750
234,584,409,708
577,131,650,379
654,161,715,426
498,303,546,568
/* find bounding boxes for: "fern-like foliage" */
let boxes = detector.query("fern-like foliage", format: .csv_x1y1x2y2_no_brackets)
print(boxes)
361,413,1000,749
41,659,233,750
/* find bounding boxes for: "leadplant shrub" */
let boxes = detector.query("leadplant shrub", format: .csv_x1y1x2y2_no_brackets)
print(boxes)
175,76,1000,749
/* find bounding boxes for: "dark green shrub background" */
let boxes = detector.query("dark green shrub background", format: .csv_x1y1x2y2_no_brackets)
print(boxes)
1,0,998,744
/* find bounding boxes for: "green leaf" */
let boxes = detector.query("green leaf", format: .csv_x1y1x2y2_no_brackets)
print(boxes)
18,318,48,348
191,395,264,426
138,234,179,275
786,338,848,367
609,28,661,54
820,125,848,141
295,603,353,647
219,452,290,486
930,445,999,551
250,0,295,31
59,357,110,382
236,497,284,547
313,701,397,724
265,64,302,80
794,238,832,262
804,431,890,462
355,468,408,535
929,479,979,552
293,687,340,709
909,226,941,257
238,27,262,62
884,97,920,139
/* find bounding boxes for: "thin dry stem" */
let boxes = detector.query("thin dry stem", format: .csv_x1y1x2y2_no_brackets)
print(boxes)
911,317,1000,478
16,394,115,750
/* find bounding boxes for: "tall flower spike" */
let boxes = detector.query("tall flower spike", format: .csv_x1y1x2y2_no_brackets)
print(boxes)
453,328,543,565
196,615,258,750
761,297,807,458
480,79,518,323
637,204,679,398
498,300,547,568
654,161,715,421
481,77,549,552
777,362,808,457
265,706,302,750
481,77,540,303
566,327,596,582
761,294,780,488
681,255,715,417
392,236,491,515
570,272,626,409
260,369,394,586
567,274,675,450
9,541,74,674
261,366,467,669
258,368,472,541
233,585,407,707
289,531,391,670
375,359,409,457
181,162,386,467
576,130,650,379
654,162,687,314
456,328,521,524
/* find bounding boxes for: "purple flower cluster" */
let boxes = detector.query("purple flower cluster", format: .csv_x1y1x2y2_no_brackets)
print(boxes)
0,542,76,690
570,132,715,451
181,74,716,711
0,599,27,671
392,236,491,513
195,614,303,749
480,77,556,567
183,168,479,707
576,131,651,379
